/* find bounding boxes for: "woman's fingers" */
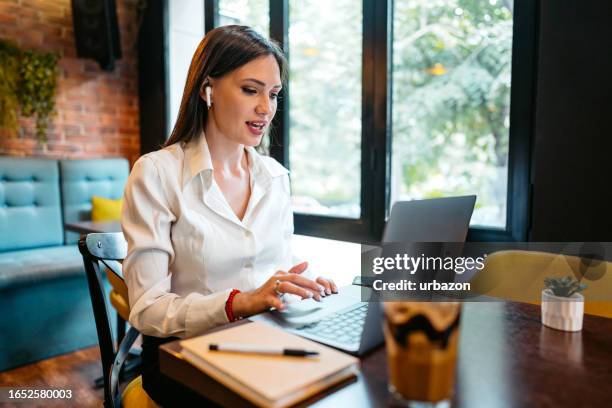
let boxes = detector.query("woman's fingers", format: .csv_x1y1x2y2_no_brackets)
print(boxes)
317,277,338,294
330,279,338,293
288,261,309,275
316,277,332,295
282,274,324,300
288,263,331,296
268,295,285,310
277,281,318,300
271,271,338,301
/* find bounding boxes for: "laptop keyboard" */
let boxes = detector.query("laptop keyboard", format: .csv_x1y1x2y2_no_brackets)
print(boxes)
294,303,368,346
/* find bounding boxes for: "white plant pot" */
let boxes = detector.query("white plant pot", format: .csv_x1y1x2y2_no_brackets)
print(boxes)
541,289,584,332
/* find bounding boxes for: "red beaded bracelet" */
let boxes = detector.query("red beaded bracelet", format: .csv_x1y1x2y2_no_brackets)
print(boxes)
225,289,241,322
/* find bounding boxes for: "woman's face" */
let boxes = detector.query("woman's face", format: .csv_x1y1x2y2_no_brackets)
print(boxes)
207,54,282,147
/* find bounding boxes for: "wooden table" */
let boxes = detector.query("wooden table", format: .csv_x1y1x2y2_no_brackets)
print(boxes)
64,220,122,234
159,301,612,407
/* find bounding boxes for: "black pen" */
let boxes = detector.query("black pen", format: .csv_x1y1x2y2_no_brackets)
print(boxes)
209,343,319,357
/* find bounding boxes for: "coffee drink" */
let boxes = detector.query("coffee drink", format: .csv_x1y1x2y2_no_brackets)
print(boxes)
383,302,461,404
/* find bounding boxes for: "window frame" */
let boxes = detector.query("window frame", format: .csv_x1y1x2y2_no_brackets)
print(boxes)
271,0,390,244
203,0,538,244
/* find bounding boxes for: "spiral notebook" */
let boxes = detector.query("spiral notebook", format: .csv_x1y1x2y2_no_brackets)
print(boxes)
180,321,359,408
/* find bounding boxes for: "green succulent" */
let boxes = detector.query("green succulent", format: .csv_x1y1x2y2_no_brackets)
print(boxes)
544,276,587,298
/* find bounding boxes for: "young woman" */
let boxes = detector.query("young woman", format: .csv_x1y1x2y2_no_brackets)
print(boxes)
121,25,337,405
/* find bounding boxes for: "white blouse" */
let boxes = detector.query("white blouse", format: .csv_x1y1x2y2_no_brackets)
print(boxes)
122,135,302,338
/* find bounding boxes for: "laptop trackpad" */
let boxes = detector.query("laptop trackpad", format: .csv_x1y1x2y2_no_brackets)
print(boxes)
278,300,323,317
269,284,363,326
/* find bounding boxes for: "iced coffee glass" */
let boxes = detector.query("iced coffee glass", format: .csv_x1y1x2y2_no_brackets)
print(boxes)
383,302,461,407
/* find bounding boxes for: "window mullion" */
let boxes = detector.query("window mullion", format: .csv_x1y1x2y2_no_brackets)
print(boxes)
269,0,289,167
364,0,391,241
204,0,218,33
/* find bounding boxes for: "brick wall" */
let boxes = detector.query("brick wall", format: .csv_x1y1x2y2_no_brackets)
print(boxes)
0,0,140,164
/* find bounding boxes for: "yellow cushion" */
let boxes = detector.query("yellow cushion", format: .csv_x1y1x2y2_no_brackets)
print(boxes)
110,290,130,321
104,266,129,305
103,265,130,320
91,196,123,222
122,376,158,408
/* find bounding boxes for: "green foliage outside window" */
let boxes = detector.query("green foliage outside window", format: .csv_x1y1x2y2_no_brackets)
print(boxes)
218,0,269,37
392,0,514,227
288,0,363,217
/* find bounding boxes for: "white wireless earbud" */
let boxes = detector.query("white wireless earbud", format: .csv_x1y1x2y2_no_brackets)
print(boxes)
205,86,212,109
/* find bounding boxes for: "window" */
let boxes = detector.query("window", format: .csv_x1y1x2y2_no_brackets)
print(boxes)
217,0,269,36
167,0,205,136
391,0,514,229
288,0,363,218
199,0,536,242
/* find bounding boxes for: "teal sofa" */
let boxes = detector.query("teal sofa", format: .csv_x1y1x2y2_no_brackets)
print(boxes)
0,157,128,371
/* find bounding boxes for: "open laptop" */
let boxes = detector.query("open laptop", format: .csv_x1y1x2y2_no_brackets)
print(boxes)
251,195,476,356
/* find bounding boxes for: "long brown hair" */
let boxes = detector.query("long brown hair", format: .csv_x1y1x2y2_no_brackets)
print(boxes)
165,25,287,148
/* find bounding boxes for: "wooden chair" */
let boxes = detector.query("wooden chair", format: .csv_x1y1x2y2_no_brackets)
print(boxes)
79,232,157,407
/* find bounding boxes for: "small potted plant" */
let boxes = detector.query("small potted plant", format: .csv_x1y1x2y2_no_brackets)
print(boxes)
541,276,587,332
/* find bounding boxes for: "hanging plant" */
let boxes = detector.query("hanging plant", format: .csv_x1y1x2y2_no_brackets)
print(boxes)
18,49,59,142
0,39,59,143
0,40,21,136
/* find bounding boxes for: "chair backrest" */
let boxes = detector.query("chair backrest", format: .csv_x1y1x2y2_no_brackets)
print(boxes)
78,232,137,407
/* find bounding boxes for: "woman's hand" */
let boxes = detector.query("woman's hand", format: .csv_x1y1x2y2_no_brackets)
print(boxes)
285,263,338,298
231,262,332,318
315,276,339,296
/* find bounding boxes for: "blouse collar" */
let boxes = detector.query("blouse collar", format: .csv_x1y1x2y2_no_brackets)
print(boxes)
181,134,288,190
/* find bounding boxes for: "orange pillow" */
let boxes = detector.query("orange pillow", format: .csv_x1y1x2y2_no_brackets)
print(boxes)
91,196,123,221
